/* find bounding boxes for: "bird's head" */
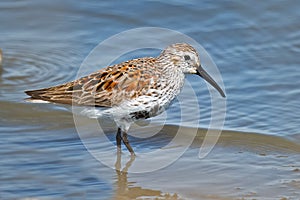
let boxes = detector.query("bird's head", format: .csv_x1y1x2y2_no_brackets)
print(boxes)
160,43,226,98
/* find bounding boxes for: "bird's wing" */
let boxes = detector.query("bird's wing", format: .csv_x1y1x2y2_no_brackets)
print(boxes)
25,57,159,107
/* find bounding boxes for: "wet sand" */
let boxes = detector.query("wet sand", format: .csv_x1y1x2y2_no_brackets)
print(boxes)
1,101,300,199
77,121,300,199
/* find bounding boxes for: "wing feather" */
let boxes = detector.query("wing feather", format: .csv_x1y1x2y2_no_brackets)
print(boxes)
25,58,159,107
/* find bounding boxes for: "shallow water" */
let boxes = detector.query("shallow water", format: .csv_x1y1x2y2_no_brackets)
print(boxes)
1,1,300,199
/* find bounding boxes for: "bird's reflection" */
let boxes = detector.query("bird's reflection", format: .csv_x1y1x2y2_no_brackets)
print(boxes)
113,152,179,199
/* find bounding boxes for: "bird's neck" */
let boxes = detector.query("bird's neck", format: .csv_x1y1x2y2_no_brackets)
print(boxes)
156,55,181,75
155,57,186,99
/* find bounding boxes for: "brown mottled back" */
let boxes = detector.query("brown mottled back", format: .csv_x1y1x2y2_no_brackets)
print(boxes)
25,57,159,107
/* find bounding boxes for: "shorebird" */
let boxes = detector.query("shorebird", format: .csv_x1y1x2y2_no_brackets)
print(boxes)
25,43,225,155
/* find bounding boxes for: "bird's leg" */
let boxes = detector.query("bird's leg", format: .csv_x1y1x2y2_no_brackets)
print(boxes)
116,128,122,152
122,131,135,155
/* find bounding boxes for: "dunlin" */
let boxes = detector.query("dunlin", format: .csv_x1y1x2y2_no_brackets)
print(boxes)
25,43,225,155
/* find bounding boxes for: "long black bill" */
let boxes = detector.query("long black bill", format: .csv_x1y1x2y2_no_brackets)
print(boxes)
196,65,226,98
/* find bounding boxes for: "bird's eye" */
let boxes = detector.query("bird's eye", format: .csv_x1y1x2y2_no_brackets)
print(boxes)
184,55,191,60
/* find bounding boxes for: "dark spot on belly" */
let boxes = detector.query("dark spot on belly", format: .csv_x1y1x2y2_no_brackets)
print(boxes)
130,110,150,120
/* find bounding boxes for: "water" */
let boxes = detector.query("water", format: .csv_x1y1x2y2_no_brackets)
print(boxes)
1,1,300,199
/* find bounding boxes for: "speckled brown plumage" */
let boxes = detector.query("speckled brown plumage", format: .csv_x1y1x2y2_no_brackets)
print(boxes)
25,43,225,155
26,57,160,107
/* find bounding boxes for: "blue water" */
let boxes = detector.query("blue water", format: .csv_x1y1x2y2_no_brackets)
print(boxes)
1,1,300,199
